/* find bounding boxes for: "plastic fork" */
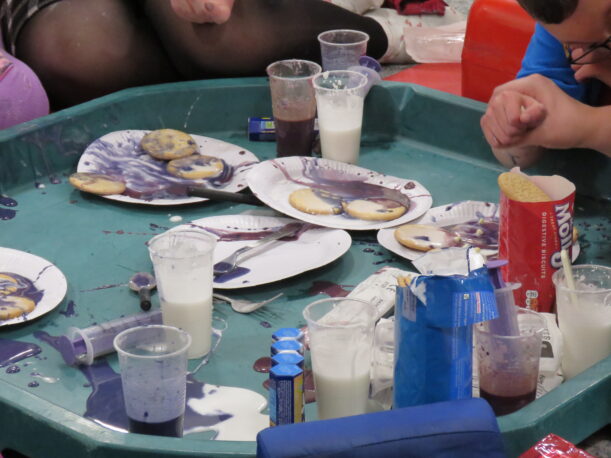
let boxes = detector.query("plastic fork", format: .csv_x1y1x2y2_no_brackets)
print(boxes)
213,223,302,276
213,292,284,314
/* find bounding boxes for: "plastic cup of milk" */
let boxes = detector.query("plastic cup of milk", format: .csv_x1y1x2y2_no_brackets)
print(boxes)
318,29,369,71
313,70,367,165
266,59,321,157
114,325,191,437
148,229,217,359
302,297,377,420
552,265,611,379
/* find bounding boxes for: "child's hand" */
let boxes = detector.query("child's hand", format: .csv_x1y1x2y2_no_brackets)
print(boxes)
170,0,234,24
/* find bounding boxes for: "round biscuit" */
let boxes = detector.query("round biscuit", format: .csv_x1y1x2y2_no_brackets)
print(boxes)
166,154,224,179
140,129,198,160
289,188,342,215
342,199,406,222
394,224,455,251
0,295,36,321
0,273,20,296
498,172,551,202
69,173,126,196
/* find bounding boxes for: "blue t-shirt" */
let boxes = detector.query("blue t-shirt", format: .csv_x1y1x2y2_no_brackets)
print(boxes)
518,23,600,104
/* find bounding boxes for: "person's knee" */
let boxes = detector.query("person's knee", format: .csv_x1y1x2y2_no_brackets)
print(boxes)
16,0,177,107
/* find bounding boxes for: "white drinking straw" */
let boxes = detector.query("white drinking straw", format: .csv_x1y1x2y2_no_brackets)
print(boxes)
560,248,578,306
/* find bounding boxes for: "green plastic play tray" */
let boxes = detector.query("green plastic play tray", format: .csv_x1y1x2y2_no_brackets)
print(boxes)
0,78,609,458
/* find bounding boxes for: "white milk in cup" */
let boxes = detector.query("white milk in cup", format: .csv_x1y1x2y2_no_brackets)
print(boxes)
313,70,367,165
552,265,611,379
303,297,376,420
148,229,217,359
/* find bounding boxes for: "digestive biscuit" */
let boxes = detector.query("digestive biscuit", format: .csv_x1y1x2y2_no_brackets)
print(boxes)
498,172,551,202
69,172,126,196
140,129,198,160
288,188,342,215
342,199,406,222
166,154,224,179
0,295,36,321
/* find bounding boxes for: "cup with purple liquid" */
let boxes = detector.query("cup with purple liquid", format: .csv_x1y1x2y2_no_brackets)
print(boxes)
266,59,321,157
475,307,545,416
114,325,191,437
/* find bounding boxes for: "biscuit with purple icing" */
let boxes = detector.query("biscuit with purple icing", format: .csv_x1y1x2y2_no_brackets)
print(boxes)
0,273,20,296
68,172,126,196
342,199,406,222
140,129,198,160
288,188,342,215
394,224,456,251
0,295,35,320
166,154,224,179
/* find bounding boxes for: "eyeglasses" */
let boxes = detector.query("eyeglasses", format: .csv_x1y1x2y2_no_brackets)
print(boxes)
564,36,611,65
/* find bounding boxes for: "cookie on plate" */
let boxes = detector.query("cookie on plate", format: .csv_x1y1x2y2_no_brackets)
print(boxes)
140,129,198,160
0,295,36,320
343,199,406,222
167,154,224,179
289,188,342,215
69,172,126,195
498,172,551,202
394,224,457,251
0,273,20,295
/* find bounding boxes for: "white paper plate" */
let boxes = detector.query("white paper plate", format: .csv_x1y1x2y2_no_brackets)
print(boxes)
246,157,433,230
377,200,580,262
0,248,68,326
173,215,352,289
77,130,259,205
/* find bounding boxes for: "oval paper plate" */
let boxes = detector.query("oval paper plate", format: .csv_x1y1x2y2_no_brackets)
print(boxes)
77,130,259,205
0,247,68,326
173,214,352,289
377,200,580,261
246,157,433,230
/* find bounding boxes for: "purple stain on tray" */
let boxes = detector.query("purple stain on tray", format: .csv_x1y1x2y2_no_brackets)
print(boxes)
28,381,40,388
79,283,124,292
59,300,77,317
307,281,351,297
5,365,21,374
0,196,17,220
260,321,272,328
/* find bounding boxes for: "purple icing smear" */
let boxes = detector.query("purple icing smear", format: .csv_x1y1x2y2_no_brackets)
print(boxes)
307,281,351,297
59,300,77,317
80,131,257,201
0,195,18,220
271,158,420,215
35,331,234,435
0,272,45,318
445,217,499,250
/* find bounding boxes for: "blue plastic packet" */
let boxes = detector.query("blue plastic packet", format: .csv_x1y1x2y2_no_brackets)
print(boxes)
394,266,498,408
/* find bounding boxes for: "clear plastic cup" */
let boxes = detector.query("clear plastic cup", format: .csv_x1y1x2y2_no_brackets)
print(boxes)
148,229,216,359
266,59,321,157
114,325,191,437
475,307,545,416
302,297,376,420
552,265,611,379
318,29,370,71
313,70,367,164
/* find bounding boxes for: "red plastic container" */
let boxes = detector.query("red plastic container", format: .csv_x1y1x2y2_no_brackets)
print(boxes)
461,0,535,102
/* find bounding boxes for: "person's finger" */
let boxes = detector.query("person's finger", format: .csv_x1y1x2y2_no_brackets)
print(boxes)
519,97,546,128
482,110,519,148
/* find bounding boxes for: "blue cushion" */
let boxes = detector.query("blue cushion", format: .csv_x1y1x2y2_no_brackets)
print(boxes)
257,398,506,458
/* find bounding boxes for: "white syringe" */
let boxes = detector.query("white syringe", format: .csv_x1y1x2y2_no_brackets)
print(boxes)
59,310,162,365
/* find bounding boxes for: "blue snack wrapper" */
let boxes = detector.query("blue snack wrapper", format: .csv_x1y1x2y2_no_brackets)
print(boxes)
394,267,498,408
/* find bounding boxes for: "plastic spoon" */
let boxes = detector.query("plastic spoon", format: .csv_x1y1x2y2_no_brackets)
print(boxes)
128,272,156,311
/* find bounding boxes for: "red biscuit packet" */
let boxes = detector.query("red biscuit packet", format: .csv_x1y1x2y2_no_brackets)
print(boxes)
520,433,595,457
499,168,576,313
